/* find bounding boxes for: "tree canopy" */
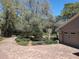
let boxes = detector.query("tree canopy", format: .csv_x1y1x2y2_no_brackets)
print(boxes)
0,0,55,37
61,2,79,19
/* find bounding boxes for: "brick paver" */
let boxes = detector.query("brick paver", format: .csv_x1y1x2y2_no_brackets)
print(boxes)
0,37,79,59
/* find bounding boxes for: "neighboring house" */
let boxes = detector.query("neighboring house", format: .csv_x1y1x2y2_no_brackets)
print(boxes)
56,13,79,48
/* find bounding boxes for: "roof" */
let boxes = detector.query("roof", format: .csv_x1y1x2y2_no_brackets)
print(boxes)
56,13,79,31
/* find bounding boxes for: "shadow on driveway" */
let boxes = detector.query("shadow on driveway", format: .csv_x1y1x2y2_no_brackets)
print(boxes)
73,52,79,56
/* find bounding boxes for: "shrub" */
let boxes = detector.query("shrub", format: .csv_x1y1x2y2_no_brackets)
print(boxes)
16,41,28,46
31,24,43,41
32,38,58,45
51,37,58,41
15,37,30,46
32,41,44,45
43,38,58,44
44,39,53,44
31,37,43,41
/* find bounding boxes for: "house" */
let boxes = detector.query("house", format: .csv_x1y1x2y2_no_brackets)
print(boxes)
56,13,79,48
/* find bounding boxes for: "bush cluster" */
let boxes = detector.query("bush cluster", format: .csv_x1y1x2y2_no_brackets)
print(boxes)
15,35,58,46
15,36,30,46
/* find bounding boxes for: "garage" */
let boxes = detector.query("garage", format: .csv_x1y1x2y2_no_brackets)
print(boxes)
56,13,79,48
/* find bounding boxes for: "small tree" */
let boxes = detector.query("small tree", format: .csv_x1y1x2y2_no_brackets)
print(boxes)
32,24,43,41
28,16,43,41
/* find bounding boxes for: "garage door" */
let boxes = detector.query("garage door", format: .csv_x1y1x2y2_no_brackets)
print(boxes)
63,32,79,47
63,32,70,44
70,32,79,46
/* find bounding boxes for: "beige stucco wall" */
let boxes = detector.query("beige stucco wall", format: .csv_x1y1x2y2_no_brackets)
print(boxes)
59,16,79,48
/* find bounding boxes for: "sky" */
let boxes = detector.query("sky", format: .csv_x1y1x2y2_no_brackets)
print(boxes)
49,0,79,16
0,0,79,16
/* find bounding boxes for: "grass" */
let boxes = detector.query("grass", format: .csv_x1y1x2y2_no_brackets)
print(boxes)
0,37,4,44
0,36,4,41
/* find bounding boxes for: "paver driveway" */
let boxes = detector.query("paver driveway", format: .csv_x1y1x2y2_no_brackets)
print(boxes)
0,37,79,59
